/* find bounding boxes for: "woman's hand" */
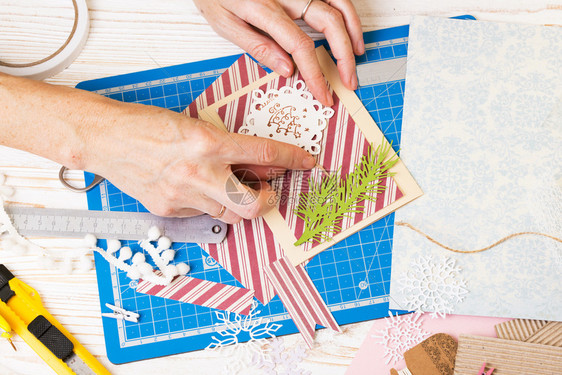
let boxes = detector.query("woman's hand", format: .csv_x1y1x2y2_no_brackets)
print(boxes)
0,73,315,223
193,0,364,106
85,102,316,224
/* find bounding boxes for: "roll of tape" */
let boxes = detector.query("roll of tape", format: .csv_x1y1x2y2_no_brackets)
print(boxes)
0,0,90,80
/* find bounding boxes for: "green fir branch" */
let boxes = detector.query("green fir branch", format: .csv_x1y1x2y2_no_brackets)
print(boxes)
294,142,399,246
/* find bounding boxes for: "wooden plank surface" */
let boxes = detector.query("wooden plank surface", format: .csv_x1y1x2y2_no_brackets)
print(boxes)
1,1,561,374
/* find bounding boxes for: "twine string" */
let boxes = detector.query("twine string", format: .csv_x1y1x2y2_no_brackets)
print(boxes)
395,221,562,254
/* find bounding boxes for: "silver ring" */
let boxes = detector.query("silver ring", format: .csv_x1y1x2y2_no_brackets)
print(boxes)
300,0,314,20
212,205,227,219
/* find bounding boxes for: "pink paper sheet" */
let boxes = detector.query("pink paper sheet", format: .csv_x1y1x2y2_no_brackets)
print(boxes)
346,314,510,374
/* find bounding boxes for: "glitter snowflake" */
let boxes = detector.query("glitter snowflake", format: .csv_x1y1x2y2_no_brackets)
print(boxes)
398,255,468,318
372,312,429,364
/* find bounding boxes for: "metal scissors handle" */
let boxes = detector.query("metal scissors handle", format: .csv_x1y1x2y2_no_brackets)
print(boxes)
59,166,105,193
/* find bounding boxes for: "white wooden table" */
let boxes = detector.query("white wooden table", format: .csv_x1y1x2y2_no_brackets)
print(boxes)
0,1,560,374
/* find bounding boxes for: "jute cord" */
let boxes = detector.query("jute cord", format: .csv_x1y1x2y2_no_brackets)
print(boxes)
395,221,562,254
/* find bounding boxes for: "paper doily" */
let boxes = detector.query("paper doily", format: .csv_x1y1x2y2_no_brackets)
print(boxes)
239,80,335,154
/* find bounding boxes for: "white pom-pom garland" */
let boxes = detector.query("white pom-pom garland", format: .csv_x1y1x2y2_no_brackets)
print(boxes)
163,264,178,278
157,236,172,251
84,233,98,248
147,226,161,241
132,252,146,265
161,249,176,263
176,262,190,276
118,247,132,261
138,262,154,276
107,239,122,254
78,256,93,272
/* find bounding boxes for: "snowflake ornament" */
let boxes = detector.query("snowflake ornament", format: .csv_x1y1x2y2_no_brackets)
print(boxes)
239,80,335,155
372,312,429,365
398,255,468,318
208,302,309,375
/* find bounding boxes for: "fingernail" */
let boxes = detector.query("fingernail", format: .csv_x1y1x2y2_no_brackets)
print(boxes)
325,91,334,107
356,40,365,55
350,73,358,91
303,155,316,169
275,59,292,77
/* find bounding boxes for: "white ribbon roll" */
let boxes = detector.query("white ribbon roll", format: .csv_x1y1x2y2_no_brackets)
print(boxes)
0,0,90,80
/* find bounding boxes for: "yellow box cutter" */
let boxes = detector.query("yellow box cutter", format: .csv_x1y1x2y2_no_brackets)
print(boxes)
0,264,111,375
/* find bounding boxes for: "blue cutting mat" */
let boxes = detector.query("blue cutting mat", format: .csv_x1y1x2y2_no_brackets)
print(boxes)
77,19,469,363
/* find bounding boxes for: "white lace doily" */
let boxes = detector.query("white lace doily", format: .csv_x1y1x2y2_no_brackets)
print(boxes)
239,80,335,155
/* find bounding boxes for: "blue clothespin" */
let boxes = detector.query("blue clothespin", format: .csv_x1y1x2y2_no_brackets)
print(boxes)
477,363,495,375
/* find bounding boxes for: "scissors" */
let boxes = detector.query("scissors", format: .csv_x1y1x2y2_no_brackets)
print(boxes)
58,166,104,193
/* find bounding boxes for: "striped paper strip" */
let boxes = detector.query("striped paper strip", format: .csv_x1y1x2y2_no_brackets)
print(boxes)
495,319,548,341
453,335,562,375
264,255,341,348
137,275,255,315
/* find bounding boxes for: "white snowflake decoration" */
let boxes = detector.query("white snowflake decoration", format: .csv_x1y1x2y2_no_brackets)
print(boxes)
372,312,429,365
239,80,335,155
207,300,281,373
398,255,469,318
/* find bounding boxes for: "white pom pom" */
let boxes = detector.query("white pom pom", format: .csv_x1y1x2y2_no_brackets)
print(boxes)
161,249,176,263
118,247,132,261
127,268,141,280
60,258,73,274
84,234,98,248
147,226,161,241
138,262,154,276
132,252,146,265
78,255,93,272
163,264,178,278
0,185,14,197
157,236,172,251
176,263,190,276
107,239,122,254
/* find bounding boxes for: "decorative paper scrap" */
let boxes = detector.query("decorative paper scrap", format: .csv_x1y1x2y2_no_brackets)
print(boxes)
390,333,458,375
197,46,422,267
389,16,562,320
453,335,562,375
137,275,255,315
524,321,562,347
495,319,549,341
346,314,509,375
240,80,334,155
264,255,341,348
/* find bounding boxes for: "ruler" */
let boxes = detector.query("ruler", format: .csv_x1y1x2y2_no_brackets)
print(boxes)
6,206,227,244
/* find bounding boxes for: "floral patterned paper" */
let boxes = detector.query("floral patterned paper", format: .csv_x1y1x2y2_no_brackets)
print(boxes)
389,16,562,320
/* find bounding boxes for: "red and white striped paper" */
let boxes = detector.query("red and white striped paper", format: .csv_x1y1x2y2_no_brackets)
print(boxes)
137,275,255,315
264,255,342,348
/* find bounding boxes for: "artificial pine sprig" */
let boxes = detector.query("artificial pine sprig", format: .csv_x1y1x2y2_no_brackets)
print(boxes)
294,142,399,246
